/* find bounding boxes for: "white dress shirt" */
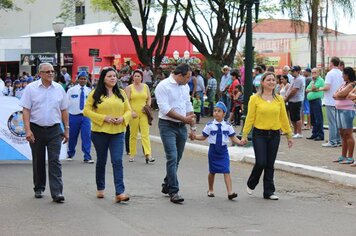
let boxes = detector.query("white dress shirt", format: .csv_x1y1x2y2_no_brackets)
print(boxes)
155,75,193,122
19,79,68,126
67,84,92,115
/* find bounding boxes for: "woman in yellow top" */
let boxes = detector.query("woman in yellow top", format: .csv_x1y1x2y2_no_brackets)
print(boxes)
83,67,131,203
241,72,293,200
125,69,154,163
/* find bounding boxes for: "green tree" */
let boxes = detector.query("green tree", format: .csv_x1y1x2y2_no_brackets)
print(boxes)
0,0,35,11
280,0,354,68
91,0,181,68
175,0,246,72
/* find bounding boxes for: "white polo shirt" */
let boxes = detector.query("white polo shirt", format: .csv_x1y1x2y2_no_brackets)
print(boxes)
155,75,193,122
67,84,92,115
19,79,68,126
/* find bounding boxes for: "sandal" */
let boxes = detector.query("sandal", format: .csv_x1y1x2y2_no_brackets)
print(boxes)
350,161,356,167
339,157,354,165
333,156,346,163
207,191,215,197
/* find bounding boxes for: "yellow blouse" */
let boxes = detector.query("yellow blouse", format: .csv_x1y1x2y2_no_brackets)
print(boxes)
83,89,131,134
242,94,292,139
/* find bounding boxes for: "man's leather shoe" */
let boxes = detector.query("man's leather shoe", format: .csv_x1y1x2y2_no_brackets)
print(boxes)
161,184,169,194
170,193,184,203
53,194,65,203
115,193,130,203
34,190,43,199
314,137,324,141
306,136,316,140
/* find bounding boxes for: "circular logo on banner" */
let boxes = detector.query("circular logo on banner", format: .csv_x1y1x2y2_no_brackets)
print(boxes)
7,111,26,137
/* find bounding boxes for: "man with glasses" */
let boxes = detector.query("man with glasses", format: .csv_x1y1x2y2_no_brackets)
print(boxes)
155,63,196,204
19,63,69,203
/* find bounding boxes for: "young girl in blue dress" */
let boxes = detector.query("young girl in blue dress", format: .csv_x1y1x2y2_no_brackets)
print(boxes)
191,101,243,200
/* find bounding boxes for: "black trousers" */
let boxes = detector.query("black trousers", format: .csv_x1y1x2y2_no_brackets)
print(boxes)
247,128,280,198
30,123,63,197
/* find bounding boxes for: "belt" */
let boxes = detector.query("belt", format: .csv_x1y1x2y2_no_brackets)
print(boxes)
253,127,280,136
30,123,59,129
70,113,83,116
159,118,186,127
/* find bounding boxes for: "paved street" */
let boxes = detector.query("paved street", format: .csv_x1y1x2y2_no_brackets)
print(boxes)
1,139,355,236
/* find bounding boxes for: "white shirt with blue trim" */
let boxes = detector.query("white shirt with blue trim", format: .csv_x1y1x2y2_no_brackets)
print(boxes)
202,120,236,146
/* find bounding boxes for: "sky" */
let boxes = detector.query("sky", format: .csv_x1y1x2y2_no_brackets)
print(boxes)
261,1,356,35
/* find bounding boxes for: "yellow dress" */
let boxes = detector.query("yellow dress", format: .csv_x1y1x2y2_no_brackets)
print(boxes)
128,84,151,157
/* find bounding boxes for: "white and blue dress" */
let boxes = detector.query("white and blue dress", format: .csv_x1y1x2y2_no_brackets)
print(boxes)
202,120,236,173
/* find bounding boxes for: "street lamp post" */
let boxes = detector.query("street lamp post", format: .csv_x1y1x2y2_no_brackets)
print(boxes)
52,18,65,78
239,0,259,142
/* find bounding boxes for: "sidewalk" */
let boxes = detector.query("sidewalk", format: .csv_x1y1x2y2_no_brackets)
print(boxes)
149,111,356,187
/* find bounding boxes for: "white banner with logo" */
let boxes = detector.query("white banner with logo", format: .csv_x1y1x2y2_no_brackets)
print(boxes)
0,96,67,160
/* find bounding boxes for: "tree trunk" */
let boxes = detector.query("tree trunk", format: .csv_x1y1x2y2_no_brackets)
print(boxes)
310,0,319,68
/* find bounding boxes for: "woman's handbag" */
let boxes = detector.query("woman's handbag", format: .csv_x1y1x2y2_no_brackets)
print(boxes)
142,105,154,125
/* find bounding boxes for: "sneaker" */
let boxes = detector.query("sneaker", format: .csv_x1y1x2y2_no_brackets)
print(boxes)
322,142,337,148
96,190,104,198
292,133,303,139
336,143,342,147
84,159,94,164
339,157,354,165
128,157,135,162
246,186,253,195
34,190,43,199
264,194,279,200
333,156,346,163
66,157,73,161
350,161,356,167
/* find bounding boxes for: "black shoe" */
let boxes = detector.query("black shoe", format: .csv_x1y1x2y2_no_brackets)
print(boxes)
306,136,317,140
53,194,65,203
314,137,324,141
34,190,43,199
228,192,238,200
161,184,169,194
170,193,184,203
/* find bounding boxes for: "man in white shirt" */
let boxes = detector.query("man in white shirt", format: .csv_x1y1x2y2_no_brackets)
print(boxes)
155,63,196,204
219,65,232,120
320,57,343,147
142,65,153,86
61,67,71,86
66,71,93,163
19,63,69,203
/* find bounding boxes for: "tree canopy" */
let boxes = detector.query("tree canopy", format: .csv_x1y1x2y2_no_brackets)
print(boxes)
91,0,181,68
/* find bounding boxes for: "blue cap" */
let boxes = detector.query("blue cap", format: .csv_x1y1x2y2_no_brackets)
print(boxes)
14,80,21,85
5,79,12,84
214,101,227,113
77,71,88,79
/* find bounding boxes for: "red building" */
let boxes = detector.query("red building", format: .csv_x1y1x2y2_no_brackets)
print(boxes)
71,34,196,78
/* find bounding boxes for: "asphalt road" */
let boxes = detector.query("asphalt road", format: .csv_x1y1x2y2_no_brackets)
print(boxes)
0,141,355,236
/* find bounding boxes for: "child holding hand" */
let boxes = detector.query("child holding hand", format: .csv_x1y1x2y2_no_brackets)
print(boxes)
191,101,243,200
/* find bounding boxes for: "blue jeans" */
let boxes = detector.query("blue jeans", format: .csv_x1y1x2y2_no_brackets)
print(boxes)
248,128,280,198
309,99,324,139
91,132,125,196
158,119,187,194
326,106,341,145
68,114,91,160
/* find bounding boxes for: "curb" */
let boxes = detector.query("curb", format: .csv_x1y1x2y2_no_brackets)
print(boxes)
150,135,356,188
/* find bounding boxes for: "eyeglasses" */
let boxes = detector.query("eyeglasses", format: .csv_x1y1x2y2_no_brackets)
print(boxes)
40,70,55,74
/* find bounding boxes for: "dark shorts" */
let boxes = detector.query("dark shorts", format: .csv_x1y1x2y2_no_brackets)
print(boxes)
288,101,302,122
